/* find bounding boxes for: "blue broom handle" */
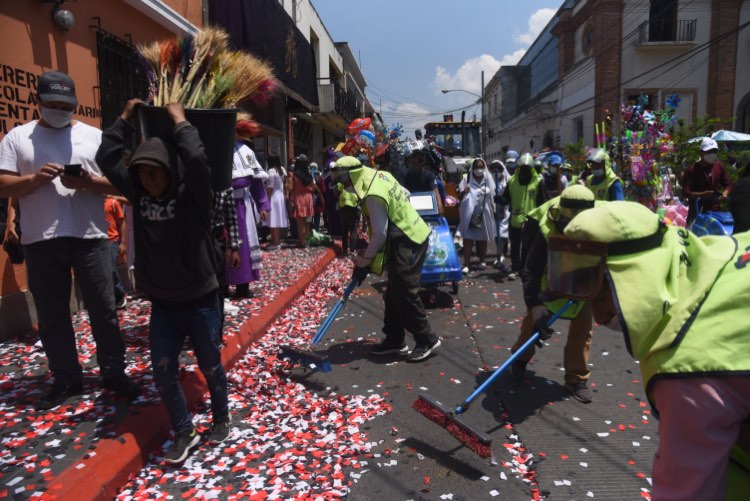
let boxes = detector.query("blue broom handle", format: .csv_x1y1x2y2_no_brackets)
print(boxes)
455,299,574,414
311,279,358,345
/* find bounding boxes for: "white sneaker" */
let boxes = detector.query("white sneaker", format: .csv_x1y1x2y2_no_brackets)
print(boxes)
461,266,469,274
223,300,240,314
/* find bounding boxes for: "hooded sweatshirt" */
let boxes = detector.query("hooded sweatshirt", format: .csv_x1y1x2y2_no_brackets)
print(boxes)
95,118,218,302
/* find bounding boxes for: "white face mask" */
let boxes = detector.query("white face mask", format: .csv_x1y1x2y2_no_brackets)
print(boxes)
604,315,623,332
592,168,605,177
549,166,558,174
473,168,485,178
41,107,74,128
702,153,718,164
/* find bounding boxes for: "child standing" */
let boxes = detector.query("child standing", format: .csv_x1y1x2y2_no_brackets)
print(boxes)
103,195,128,309
96,100,229,464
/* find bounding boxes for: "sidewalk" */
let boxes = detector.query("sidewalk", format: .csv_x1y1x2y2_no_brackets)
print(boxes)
0,245,336,501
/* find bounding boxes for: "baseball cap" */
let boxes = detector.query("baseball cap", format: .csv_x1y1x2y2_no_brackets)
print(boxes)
699,137,718,152
37,71,78,106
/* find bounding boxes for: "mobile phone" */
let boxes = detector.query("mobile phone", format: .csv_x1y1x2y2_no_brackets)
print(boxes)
64,164,82,177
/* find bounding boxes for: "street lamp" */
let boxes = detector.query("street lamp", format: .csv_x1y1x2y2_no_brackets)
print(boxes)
440,71,485,155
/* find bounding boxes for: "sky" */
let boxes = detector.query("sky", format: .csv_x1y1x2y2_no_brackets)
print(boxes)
311,0,565,139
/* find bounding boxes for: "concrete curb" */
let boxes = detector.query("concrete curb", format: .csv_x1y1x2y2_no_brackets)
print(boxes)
45,248,337,500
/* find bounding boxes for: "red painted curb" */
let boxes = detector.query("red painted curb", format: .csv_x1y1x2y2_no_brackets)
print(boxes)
44,248,337,500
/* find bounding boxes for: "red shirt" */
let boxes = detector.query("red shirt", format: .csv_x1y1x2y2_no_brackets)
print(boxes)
682,160,732,213
104,198,124,242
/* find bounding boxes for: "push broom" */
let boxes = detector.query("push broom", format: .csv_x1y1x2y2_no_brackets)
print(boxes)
412,299,574,458
279,278,359,373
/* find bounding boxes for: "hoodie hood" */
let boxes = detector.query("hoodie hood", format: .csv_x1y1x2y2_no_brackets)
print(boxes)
129,137,180,197
563,201,736,360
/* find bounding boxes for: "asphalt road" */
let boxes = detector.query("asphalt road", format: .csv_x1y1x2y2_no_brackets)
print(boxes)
300,265,658,500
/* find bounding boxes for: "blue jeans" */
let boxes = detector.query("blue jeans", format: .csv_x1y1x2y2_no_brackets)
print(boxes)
149,291,228,433
109,242,127,302
24,237,126,384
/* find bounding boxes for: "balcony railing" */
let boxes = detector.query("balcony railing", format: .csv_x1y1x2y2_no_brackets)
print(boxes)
638,19,697,44
317,78,359,123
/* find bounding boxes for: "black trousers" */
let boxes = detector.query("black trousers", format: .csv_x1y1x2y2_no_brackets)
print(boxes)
339,206,358,253
509,225,523,271
382,237,437,347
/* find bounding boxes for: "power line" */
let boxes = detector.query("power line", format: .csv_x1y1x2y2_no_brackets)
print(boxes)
496,18,750,137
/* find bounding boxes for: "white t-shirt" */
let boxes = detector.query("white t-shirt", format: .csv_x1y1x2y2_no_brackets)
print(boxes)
0,120,108,244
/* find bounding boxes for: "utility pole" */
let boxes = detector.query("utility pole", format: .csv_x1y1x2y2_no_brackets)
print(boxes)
480,70,485,157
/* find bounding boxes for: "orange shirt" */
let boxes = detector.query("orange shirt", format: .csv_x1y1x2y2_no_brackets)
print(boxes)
104,198,124,242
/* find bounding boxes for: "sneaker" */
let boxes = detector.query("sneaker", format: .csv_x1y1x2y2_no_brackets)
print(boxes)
565,382,593,403
369,340,409,356
37,382,84,410
407,337,442,362
223,301,240,314
209,415,231,445
477,262,487,270
116,296,128,310
509,360,527,381
461,266,469,274
102,375,141,400
164,428,200,464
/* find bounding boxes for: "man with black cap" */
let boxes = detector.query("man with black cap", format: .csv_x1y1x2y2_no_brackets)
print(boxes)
0,70,139,409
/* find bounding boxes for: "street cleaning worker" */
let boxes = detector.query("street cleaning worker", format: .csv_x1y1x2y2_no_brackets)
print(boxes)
584,148,624,201
509,185,597,403
333,156,442,362
500,152,548,273
545,201,750,500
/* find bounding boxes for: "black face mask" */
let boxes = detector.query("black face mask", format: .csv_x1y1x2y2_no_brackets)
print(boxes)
518,166,532,184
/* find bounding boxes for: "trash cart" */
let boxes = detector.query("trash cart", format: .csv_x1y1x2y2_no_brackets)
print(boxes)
410,191,463,303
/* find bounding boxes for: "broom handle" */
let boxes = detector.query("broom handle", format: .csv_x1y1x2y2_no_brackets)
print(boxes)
311,279,358,345
455,299,574,414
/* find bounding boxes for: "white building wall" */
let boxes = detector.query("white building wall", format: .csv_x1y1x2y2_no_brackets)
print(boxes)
620,0,712,121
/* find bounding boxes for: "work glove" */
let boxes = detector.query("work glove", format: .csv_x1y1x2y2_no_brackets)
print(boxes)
352,265,369,286
530,305,554,348
353,255,373,285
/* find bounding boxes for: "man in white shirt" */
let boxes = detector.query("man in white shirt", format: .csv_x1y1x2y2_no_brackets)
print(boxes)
0,71,138,409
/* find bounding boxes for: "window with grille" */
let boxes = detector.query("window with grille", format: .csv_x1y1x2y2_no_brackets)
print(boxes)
95,29,149,129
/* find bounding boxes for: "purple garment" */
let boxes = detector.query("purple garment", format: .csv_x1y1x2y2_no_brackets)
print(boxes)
226,177,270,285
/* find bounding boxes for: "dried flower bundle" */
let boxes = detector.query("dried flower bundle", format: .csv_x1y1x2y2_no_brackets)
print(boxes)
137,26,276,110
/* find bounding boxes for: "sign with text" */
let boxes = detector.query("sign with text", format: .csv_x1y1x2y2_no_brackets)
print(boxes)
0,63,101,136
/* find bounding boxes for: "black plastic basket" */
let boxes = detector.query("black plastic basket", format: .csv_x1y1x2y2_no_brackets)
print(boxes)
136,106,238,191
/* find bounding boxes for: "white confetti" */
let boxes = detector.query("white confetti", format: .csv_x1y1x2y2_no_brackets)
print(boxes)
597,432,609,437
489,490,500,497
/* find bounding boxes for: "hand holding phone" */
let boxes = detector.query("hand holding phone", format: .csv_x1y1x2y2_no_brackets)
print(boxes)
64,164,82,177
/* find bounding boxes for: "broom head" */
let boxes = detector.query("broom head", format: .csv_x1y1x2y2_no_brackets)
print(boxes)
413,393,493,458
279,345,332,373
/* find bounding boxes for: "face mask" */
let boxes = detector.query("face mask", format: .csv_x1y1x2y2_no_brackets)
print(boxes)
702,153,718,164
473,169,485,178
549,166,558,174
41,107,74,128
604,315,622,332
592,168,604,177
334,170,351,184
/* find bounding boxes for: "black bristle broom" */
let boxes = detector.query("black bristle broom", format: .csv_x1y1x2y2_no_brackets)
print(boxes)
278,278,358,373
413,300,574,458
